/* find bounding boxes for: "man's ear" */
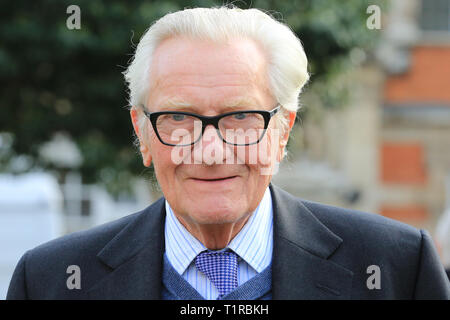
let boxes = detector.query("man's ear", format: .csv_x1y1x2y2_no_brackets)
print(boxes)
288,111,296,130
277,111,296,162
130,108,152,167
281,111,296,146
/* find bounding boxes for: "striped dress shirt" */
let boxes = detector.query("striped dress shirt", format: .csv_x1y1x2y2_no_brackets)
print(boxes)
164,187,273,300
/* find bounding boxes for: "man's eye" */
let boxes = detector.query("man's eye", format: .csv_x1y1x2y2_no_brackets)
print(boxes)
171,114,186,121
233,113,247,120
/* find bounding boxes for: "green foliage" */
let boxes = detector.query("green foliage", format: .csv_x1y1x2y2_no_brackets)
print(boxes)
0,0,385,196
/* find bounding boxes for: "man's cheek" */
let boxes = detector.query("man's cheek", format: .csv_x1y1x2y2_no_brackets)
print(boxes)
225,145,245,165
233,145,257,165
231,129,274,166
258,129,281,175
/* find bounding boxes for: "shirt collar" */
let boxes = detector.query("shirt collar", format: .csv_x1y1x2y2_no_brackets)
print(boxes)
164,201,205,275
164,187,273,274
227,187,273,272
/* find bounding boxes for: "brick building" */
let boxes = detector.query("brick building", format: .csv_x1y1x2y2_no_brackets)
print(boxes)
274,0,450,233
378,0,450,228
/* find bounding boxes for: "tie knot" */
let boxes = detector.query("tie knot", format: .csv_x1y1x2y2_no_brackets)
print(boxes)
195,250,238,299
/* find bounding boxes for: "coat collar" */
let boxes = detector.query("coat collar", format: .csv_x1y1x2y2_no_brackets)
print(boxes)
87,184,353,299
270,184,353,299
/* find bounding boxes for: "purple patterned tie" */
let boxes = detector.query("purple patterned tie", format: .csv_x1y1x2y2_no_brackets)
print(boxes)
195,250,238,299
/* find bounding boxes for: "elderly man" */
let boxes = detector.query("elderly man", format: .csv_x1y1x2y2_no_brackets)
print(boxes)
7,7,450,300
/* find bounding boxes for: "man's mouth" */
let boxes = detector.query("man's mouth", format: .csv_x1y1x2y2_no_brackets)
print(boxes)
192,176,238,182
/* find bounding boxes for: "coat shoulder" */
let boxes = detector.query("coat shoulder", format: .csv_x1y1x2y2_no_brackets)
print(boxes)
8,198,166,299
271,185,423,256
301,199,420,240
29,209,141,260
27,197,165,261
270,185,450,299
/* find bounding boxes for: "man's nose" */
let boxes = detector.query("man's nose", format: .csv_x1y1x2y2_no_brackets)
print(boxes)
193,125,228,165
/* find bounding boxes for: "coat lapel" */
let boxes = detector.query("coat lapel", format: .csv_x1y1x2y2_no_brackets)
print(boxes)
86,198,166,299
270,184,354,299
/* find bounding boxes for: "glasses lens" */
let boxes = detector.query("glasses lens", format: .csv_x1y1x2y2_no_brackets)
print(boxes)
156,113,201,145
219,112,266,145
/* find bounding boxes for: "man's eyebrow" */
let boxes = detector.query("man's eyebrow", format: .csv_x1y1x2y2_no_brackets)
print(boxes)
157,97,261,113
222,97,260,108
159,98,194,109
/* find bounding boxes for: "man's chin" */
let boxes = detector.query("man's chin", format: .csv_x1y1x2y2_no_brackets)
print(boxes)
186,203,247,225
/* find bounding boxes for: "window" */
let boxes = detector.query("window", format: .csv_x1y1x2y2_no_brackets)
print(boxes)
420,0,450,31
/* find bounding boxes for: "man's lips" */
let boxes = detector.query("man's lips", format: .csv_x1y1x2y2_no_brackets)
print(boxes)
190,175,238,182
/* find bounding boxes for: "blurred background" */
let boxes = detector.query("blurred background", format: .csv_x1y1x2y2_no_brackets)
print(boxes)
1,0,450,298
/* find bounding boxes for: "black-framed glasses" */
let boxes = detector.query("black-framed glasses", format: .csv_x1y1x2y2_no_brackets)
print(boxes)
143,105,281,146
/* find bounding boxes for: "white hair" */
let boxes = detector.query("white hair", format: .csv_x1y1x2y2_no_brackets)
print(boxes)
124,6,309,137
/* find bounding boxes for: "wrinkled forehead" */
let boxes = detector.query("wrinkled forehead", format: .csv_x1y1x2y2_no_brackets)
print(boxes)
148,36,271,98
